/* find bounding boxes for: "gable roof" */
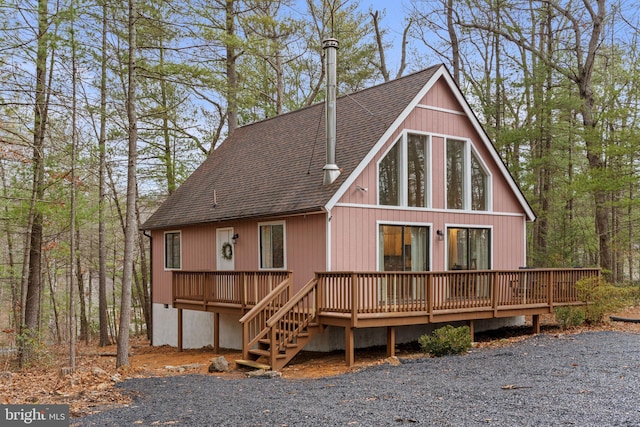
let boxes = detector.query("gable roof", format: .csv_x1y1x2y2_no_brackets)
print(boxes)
142,64,534,230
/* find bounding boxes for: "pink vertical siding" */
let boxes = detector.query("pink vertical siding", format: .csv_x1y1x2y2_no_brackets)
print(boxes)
331,76,528,272
285,214,327,291
151,213,328,304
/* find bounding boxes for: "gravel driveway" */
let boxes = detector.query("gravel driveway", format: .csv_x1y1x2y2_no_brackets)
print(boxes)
77,331,640,426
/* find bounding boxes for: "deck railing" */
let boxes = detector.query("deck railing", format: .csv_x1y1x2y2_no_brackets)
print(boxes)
173,270,292,309
316,268,601,319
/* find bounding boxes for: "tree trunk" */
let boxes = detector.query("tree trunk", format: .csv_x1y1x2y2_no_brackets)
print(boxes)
0,160,19,332
579,0,609,272
45,253,61,345
225,0,238,134
446,0,460,83
76,229,89,343
20,0,49,367
135,186,152,340
117,0,138,368
98,0,111,347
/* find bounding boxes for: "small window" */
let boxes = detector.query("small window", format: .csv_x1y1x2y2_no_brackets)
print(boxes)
164,231,181,269
259,222,285,269
379,140,401,206
471,151,488,210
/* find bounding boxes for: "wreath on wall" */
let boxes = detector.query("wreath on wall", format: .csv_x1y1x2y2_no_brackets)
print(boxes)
221,242,233,260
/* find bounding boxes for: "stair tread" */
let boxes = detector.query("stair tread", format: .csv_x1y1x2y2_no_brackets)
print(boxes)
235,359,271,370
248,348,286,359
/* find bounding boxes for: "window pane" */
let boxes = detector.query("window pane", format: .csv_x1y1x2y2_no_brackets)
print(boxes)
271,224,284,268
260,224,284,269
447,227,490,270
260,226,272,268
471,151,487,210
408,226,429,271
469,228,490,269
379,141,400,205
165,232,180,269
446,139,465,209
380,225,429,272
380,225,403,271
407,134,427,207
448,228,468,269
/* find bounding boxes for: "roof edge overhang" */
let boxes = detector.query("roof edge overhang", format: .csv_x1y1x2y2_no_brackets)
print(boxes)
140,207,326,231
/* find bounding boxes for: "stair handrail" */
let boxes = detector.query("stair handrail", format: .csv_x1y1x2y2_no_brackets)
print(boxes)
265,278,318,368
266,277,318,328
239,277,292,360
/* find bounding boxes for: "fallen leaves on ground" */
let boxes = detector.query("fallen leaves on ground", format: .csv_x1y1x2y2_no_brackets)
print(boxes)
1,307,639,419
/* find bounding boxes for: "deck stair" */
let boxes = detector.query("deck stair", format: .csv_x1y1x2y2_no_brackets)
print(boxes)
239,278,322,371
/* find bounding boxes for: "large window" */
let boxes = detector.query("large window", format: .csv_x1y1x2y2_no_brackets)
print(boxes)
447,227,491,270
259,222,285,269
446,139,489,211
379,224,429,272
379,133,429,207
164,231,181,270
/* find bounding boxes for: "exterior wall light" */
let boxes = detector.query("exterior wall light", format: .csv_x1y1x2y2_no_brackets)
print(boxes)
231,233,239,244
436,229,444,241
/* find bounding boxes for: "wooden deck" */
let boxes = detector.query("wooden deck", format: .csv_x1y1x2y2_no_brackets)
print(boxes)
172,268,601,369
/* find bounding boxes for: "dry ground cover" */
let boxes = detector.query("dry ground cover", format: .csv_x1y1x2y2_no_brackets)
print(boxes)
2,307,640,419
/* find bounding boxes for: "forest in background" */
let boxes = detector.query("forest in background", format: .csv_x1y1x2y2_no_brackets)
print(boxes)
1,0,639,367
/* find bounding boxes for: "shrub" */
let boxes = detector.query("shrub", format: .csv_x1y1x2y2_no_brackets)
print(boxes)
419,325,472,357
554,306,585,329
576,277,628,324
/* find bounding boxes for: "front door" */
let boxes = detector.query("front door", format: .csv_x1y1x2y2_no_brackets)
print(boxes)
216,228,235,270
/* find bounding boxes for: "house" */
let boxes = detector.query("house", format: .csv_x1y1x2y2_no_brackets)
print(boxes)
142,40,599,369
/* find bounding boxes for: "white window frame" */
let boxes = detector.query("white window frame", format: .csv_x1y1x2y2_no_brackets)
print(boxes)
444,223,493,270
258,220,287,270
164,230,182,270
445,138,492,212
377,131,432,208
376,220,433,272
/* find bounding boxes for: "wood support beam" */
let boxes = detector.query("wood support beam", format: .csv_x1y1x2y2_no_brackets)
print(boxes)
178,308,183,352
345,327,354,367
386,326,396,357
213,312,220,353
532,314,540,334
469,320,475,342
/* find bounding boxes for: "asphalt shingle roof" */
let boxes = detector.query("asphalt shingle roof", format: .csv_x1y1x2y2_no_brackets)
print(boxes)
142,66,441,230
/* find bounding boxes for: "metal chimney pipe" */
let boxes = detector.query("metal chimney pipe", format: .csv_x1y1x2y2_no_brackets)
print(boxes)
322,38,340,186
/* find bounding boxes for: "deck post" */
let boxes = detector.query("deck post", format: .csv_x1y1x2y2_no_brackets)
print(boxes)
345,327,354,367
469,320,475,342
178,308,183,352
213,312,220,353
386,326,396,357
532,314,540,334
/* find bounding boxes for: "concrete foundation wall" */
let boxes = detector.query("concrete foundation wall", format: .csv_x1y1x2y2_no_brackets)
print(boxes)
153,303,524,352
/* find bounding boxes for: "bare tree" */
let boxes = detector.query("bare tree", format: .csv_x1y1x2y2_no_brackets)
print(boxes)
371,10,412,82
20,0,51,366
98,0,111,347
117,0,139,368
